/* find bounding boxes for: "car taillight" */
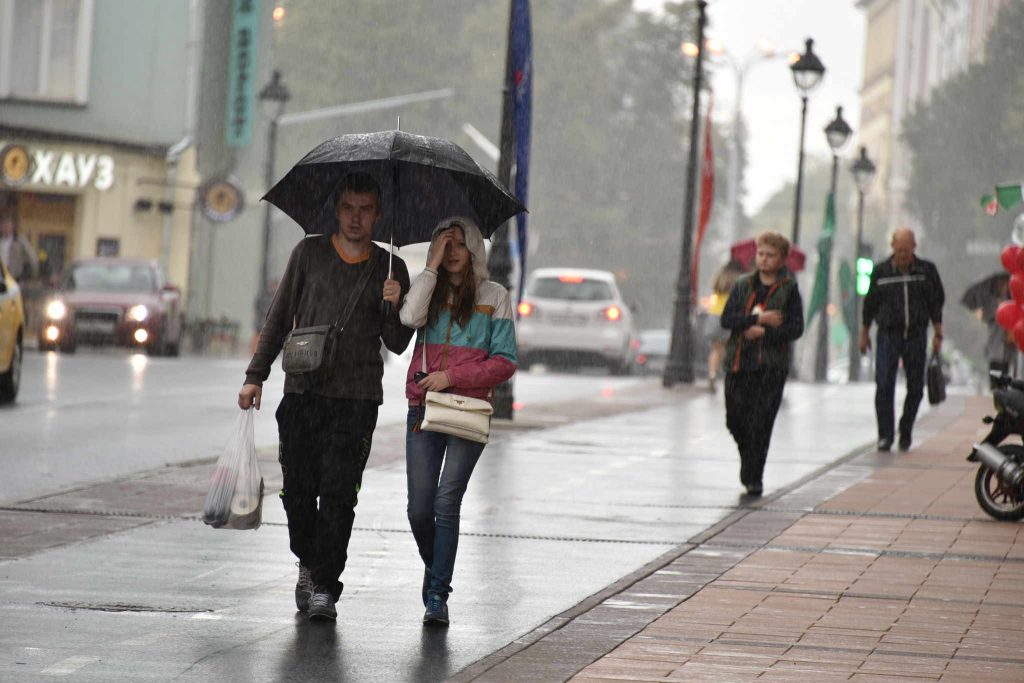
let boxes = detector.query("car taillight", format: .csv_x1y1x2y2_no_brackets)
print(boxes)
601,305,622,321
517,301,535,317
636,353,648,365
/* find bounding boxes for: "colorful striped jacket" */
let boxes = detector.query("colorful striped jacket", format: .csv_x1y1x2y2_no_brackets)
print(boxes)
400,268,517,404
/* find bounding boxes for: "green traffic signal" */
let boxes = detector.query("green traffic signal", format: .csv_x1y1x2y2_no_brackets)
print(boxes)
856,257,873,296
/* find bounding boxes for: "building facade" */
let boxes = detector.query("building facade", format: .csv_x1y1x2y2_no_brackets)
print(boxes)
0,0,202,298
858,0,1007,242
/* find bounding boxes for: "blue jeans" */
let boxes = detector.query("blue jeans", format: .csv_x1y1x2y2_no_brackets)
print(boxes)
875,330,927,442
406,406,486,598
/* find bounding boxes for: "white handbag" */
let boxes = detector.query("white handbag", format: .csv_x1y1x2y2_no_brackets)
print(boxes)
422,390,493,444
418,324,493,444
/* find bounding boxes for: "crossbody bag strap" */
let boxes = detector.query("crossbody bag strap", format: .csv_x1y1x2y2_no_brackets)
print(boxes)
332,248,379,334
420,315,455,375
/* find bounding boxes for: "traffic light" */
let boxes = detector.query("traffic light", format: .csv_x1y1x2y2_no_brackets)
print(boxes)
856,243,873,296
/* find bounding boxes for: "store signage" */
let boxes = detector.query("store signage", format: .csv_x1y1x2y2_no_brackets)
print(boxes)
198,177,245,223
225,0,261,147
0,143,115,191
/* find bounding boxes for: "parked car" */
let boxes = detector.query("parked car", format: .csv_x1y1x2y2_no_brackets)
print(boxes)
516,268,636,374
0,255,25,403
634,328,670,376
38,258,184,356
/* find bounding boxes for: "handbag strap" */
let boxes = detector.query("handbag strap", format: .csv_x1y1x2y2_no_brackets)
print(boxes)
331,247,379,333
421,315,455,373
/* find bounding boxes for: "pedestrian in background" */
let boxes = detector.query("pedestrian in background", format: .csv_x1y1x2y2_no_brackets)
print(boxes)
238,172,414,622
400,217,516,627
704,260,745,392
721,231,804,496
859,227,944,452
0,207,38,282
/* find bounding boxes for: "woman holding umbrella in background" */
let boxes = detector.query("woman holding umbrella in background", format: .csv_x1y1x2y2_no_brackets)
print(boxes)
400,216,517,627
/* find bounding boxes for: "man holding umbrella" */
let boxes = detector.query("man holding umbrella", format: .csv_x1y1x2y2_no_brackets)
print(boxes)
238,172,413,622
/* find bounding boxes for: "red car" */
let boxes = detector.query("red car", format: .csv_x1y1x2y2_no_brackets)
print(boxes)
39,258,184,356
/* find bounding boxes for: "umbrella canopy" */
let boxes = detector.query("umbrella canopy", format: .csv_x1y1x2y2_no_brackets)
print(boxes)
263,130,526,246
729,238,806,273
961,271,1009,315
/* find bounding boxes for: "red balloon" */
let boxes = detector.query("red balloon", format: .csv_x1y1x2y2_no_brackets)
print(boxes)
1011,274,1024,305
996,300,1023,330
1002,244,1021,273
1015,249,1024,274
1014,319,1024,351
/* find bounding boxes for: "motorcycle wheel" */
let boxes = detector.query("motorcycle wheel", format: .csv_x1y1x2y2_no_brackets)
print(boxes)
974,444,1024,521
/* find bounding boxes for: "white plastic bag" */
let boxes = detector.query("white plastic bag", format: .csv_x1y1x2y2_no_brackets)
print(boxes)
202,408,264,530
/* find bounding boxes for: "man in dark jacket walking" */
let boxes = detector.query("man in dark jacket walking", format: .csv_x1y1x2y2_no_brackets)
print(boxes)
238,172,414,622
859,228,944,452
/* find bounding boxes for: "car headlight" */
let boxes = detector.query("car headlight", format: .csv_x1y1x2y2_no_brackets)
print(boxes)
128,304,149,322
46,300,67,320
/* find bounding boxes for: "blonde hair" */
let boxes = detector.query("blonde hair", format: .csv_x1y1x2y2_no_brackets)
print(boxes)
755,231,790,259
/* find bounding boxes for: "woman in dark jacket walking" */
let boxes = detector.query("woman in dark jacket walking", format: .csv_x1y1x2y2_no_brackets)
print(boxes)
721,231,804,496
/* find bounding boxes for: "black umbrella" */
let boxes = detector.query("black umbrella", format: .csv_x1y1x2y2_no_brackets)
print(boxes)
263,130,525,250
961,271,1009,314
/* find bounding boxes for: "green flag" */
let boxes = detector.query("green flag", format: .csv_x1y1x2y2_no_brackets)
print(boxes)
981,193,998,215
806,192,835,324
996,183,1024,210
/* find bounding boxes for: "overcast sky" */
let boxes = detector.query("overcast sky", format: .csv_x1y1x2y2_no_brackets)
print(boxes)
634,0,866,214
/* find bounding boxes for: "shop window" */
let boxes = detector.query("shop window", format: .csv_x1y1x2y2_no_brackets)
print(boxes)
96,237,118,257
0,0,94,103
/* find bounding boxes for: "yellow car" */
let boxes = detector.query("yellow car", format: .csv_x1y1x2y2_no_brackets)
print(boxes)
0,255,25,403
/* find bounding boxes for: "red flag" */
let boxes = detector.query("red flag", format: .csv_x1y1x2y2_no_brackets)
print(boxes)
691,97,714,298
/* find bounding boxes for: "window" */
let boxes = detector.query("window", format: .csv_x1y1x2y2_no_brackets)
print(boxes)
530,278,614,302
0,0,94,103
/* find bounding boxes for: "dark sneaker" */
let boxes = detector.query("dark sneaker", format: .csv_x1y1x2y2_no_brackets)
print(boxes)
308,586,337,622
877,438,893,452
422,567,431,607
295,563,313,612
898,433,912,452
423,592,449,627
745,482,763,496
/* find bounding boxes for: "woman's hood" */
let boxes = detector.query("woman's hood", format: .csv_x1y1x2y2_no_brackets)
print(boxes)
427,216,489,283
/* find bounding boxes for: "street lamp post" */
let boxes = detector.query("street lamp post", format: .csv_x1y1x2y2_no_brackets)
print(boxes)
663,0,707,388
257,70,290,315
789,38,825,246
848,146,876,382
680,40,784,247
814,105,853,382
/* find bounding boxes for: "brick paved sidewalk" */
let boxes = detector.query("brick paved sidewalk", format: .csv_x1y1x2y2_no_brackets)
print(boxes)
463,395,1024,682
569,396,1024,682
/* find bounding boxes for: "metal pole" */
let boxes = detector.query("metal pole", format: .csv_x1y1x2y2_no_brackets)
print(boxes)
487,0,517,419
849,187,865,382
259,114,278,295
814,154,839,382
791,95,809,245
663,0,707,388
726,67,743,246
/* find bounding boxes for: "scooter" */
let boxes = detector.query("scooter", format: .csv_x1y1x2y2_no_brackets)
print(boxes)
969,371,1024,521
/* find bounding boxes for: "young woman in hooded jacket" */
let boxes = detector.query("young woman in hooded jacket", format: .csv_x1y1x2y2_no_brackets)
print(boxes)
399,216,517,626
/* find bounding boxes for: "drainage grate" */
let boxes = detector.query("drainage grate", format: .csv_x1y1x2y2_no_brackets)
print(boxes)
40,601,213,613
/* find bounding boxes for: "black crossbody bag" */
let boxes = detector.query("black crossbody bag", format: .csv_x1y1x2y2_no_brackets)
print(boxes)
281,249,378,378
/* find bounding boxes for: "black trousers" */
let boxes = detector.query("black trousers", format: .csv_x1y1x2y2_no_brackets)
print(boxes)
874,330,926,442
276,392,378,600
724,367,788,487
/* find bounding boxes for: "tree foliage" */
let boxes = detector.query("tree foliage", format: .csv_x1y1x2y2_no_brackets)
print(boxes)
901,0,1024,358
270,1,730,325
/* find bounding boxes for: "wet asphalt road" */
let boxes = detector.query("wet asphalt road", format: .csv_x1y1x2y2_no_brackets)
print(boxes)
0,348,883,681
0,349,646,505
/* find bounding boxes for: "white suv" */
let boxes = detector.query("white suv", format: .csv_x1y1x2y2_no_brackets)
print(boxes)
516,268,636,374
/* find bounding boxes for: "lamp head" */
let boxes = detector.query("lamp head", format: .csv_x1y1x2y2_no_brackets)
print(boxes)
790,38,825,93
824,105,853,152
850,146,877,193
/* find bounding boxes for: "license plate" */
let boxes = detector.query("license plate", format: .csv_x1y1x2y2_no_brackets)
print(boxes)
549,314,588,326
76,319,116,335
